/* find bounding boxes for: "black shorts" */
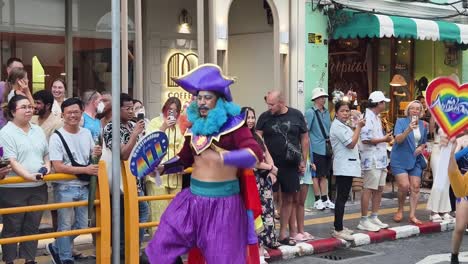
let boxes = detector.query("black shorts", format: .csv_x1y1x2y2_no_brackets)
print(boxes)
272,166,300,193
312,153,332,178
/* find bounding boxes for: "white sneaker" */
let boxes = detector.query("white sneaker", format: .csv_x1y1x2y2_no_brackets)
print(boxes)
357,218,381,232
314,200,325,210
429,214,443,223
369,217,389,229
442,213,455,223
332,230,354,241
343,227,354,235
324,199,335,209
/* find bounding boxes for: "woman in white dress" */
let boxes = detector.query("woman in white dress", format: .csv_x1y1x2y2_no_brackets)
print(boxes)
427,128,454,222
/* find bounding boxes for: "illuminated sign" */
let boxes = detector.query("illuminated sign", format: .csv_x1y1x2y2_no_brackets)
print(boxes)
162,52,199,109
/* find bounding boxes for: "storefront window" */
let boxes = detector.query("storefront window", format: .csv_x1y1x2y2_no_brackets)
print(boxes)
72,0,135,97
32,56,46,93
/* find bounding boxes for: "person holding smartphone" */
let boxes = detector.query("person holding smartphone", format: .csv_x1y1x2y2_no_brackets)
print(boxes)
145,97,185,235
390,100,428,225
0,95,50,264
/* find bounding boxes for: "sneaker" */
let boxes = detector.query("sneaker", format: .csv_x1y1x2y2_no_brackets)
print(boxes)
357,218,381,232
314,200,325,210
46,243,62,264
443,213,455,223
332,230,354,241
324,199,335,209
343,227,354,235
430,214,443,223
369,216,389,229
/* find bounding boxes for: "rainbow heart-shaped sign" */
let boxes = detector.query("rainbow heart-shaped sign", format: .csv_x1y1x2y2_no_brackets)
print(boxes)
425,77,468,137
130,131,169,179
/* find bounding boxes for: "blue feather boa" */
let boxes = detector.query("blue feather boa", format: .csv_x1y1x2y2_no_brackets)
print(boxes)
187,99,241,136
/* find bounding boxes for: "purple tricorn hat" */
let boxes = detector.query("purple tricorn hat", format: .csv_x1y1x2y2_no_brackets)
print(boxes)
171,64,235,101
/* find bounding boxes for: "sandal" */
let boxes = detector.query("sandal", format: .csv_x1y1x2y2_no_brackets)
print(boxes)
278,237,296,246
292,233,307,242
302,232,315,241
393,212,403,223
264,251,270,259
409,217,423,225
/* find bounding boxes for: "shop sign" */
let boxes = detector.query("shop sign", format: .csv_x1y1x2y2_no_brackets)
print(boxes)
163,51,199,107
308,33,322,44
328,39,369,100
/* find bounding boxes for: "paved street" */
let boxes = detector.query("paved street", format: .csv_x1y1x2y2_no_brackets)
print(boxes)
6,186,454,263
275,231,468,264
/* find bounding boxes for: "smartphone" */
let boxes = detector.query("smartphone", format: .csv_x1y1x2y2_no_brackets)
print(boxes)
0,159,10,168
137,113,145,121
168,110,176,121
412,115,418,123
36,167,47,180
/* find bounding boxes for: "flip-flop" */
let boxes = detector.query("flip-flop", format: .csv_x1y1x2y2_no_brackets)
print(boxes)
393,212,403,223
278,237,296,246
409,217,423,225
292,233,307,242
302,232,315,241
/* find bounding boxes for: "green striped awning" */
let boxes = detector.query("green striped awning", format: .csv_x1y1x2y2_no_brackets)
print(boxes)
333,10,468,43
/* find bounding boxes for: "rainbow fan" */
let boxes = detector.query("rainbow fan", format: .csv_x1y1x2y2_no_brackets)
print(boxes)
130,131,169,179
425,77,468,138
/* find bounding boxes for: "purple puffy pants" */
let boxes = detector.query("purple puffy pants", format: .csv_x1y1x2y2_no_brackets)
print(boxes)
145,179,248,264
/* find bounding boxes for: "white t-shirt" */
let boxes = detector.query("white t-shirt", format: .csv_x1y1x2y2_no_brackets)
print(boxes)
330,119,361,177
49,127,95,186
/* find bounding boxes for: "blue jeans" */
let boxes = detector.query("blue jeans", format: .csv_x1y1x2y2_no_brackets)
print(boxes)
52,184,89,261
138,190,149,243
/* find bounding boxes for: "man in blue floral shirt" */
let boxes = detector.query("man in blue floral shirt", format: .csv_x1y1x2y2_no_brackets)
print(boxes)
358,91,393,232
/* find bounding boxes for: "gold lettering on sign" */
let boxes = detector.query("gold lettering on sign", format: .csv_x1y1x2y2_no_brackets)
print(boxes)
329,51,367,79
167,52,199,87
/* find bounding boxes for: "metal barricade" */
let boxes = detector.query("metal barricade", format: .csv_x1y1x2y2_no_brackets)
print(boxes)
0,161,111,263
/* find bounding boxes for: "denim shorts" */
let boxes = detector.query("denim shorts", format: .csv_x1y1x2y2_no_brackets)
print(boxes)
391,164,422,177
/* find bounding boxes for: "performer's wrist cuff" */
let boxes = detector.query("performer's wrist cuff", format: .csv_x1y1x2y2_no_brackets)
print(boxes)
220,148,258,168
161,156,184,174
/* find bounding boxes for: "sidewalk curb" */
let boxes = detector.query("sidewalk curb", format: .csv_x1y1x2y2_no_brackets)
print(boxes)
267,220,455,262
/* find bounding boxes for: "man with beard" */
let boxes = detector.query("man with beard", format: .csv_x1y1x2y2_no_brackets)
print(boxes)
31,89,64,236
32,90,63,141
96,91,112,128
145,64,263,264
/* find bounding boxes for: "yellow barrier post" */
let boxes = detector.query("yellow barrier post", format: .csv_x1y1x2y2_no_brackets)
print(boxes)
122,160,141,263
96,160,111,263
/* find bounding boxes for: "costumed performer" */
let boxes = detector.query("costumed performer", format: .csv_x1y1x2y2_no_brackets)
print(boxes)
145,64,263,264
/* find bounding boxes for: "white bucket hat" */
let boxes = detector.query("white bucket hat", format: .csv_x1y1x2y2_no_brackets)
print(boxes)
311,88,329,101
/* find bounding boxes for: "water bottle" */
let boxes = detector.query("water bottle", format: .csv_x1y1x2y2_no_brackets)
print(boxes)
91,134,102,164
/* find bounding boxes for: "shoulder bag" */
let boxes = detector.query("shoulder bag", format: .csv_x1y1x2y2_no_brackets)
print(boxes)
54,130,92,181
